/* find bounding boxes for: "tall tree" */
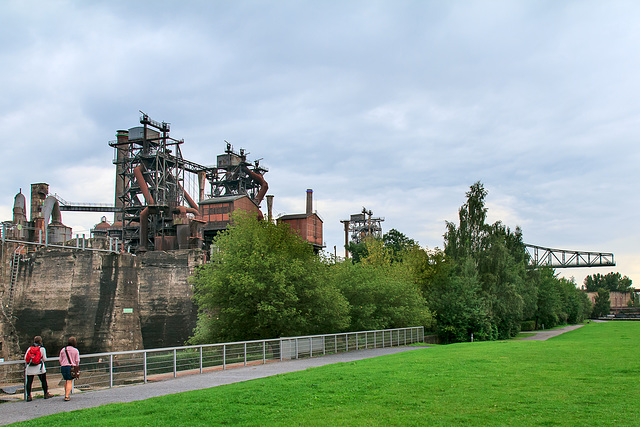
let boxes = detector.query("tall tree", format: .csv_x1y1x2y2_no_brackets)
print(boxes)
190,211,349,343
592,288,611,318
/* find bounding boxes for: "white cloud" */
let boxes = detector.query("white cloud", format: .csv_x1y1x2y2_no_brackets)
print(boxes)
1,0,638,285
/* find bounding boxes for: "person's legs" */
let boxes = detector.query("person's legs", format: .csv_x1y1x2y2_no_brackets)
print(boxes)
64,379,72,399
38,373,52,398
26,375,34,401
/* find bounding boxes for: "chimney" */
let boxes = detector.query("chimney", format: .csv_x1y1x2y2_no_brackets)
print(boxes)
114,130,129,223
198,171,207,202
306,189,313,215
266,195,274,222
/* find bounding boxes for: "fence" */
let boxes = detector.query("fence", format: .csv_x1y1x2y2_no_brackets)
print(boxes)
0,327,424,399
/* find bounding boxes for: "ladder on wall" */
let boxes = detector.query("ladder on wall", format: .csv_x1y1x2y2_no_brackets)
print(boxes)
7,245,24,317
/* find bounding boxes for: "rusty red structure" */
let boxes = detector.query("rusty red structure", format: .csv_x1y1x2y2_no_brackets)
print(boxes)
278,189,324,252
107,113,270,252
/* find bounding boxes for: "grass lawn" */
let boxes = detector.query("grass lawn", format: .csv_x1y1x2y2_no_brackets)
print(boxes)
18,322,640,426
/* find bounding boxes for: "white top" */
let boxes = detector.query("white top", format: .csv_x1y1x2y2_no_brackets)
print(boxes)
24,346,47,376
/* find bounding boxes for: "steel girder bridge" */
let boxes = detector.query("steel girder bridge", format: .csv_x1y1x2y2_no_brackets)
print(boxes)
525,244,615,269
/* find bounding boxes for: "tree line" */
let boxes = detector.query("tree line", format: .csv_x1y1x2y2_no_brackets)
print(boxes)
189,182,630,345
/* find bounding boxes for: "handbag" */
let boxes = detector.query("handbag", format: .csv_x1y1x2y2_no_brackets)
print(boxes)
64,347,80,379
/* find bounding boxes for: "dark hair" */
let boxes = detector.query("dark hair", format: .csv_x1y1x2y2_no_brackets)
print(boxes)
33,336,42,345
67,336,77,347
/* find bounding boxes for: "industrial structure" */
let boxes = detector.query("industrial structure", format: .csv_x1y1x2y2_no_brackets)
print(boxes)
340,207,384,258
278,189,324,252
108,113,270,252
1,112,327,255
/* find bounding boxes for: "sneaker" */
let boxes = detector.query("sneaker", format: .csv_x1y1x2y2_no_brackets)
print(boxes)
26,396,32,402
44,393,53,399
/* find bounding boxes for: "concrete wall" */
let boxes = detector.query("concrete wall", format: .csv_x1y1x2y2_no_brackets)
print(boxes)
0,244,206,360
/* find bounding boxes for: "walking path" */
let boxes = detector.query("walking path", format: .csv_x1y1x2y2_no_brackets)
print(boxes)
518,324,584,341
1,324,590,425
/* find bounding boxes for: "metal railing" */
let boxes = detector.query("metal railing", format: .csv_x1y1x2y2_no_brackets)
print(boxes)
0,327,424,399
1,224,123,254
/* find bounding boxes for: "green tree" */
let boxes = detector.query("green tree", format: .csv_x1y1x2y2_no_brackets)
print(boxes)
382,229,418,263
442,182,530,340
584,272,633,293
190,211,349,343
427,256,493,343
327,260,433,332
533,268,562,329
592,288,611,318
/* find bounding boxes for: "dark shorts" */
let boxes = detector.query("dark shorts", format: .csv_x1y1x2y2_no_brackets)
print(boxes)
61,366,73,381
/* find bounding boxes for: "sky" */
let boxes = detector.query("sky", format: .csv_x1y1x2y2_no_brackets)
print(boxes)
1,0,638,286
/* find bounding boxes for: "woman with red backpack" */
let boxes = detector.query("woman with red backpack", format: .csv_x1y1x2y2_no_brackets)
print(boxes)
24,336,52,401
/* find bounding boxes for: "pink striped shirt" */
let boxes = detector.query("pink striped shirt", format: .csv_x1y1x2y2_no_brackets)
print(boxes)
58,346,80,366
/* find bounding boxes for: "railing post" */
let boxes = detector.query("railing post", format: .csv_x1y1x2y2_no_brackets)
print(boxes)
173,349,177,378
334,335,337,354
365,332,368,349
323,336,326,355
280,339,283,362
295,338,299,359
200,346,203,373
346,334,348,352
144,352,147,383
310,337,313,358
382,331,385,348
263,341,266,364
223,344,226,370
404,328,407,345
244,343,247,367
109,354,113,388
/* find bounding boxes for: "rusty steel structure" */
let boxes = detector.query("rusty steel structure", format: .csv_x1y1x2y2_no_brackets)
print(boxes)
108,112,269,251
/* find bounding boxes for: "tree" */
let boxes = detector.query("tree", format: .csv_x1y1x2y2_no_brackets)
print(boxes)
382,229,418,263
584,272,633,293
592,288,611,318
190,211,349,343
442,182,530,340
327,261,433,332
427,256,492,343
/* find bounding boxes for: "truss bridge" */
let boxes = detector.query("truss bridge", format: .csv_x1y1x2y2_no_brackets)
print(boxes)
525,244,615,269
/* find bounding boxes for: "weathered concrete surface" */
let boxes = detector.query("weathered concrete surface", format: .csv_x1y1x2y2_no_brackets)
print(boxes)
0,245,206,359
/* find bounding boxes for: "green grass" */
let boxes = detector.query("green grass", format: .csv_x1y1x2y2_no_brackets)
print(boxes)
513,332,537,339
17,322,640,426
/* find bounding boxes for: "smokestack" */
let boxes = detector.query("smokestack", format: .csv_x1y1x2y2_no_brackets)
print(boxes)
198,171,207,202
266,195,274,222
306,189,313,215
114,130,129,223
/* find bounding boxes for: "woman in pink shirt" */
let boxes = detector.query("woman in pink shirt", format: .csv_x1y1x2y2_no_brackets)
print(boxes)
58,336,80,401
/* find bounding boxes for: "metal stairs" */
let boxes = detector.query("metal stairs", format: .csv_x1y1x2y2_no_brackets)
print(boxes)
7,245,24,317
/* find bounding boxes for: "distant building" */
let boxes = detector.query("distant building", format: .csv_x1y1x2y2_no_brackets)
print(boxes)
278,189,324,252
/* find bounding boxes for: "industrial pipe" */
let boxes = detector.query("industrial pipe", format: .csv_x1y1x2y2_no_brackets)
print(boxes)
242,166,269,206
175,206,200,217
133,165,155,205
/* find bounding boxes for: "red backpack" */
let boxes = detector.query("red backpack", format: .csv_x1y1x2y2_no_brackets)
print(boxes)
25,346,42,366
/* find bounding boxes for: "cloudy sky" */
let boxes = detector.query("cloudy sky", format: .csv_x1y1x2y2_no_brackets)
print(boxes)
1,1,638,286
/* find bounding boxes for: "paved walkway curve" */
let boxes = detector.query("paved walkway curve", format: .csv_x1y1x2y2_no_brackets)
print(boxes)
518,324,584,341
1,324,590,425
